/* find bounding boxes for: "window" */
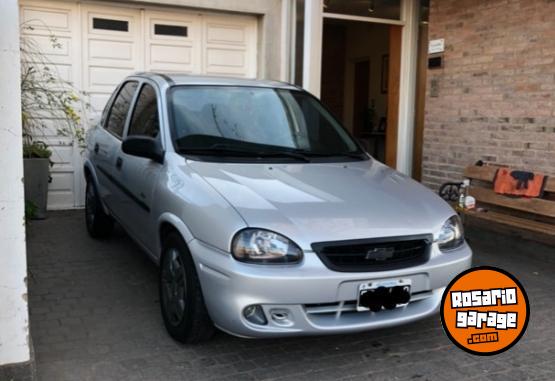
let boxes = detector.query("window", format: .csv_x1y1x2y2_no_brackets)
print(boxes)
129,84,160,139
154,24,188,37
170,86,360,157
93,17,129,32
105,81,138,138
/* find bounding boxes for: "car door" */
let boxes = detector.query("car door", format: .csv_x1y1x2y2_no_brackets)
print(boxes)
118,81,165,250
95,80,139,219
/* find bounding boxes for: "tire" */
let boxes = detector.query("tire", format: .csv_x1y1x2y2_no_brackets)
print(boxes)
85,180,114,238
159,232,215,344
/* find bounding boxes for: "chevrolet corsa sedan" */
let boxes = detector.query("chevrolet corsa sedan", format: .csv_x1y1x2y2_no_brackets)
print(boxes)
84,73,472,343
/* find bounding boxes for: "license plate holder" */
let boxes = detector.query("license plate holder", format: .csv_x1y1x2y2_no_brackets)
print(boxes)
357,279,411,312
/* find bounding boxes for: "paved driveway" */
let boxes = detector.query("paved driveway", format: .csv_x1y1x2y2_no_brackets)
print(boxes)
27,211,555,380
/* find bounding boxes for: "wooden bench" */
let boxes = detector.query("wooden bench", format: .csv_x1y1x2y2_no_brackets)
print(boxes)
461,165,555,245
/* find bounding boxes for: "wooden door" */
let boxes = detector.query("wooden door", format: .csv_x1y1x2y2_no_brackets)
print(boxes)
386,25,402,168
412,23,428,181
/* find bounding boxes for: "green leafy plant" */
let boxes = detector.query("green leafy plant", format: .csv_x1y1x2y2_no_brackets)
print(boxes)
22,140,52,159
20,22,87,157
25,201,39,221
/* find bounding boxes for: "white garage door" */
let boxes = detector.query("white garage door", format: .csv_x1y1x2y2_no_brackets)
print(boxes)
20,1,258,209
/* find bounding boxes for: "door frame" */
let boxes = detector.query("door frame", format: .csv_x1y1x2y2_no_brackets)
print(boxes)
301,0,420,175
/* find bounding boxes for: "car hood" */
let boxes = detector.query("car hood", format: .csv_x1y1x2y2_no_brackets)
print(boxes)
187,158,455,250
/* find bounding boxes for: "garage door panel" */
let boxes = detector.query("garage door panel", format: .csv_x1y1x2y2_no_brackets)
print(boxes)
48,144,74,166
149,18,197,41
26,34,72,61
82,4,142,127
31,118,75,139
150,44,193,65
88,39,134,61
21,6,72,32
206,24,247,45
144,11,201,73
205,47,248,75
88,66,135,91
88,93,112,115
47,191,75,210
47,170,74,210
203,16,257,78
86,12,137,36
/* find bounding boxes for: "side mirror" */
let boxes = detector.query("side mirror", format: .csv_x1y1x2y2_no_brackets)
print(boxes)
122,136,164,164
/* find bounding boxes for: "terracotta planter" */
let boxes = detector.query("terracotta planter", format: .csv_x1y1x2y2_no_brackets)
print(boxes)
23,158,50,219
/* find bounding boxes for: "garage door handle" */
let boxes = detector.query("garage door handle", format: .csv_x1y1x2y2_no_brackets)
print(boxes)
94,143,99,154
116,157,123,170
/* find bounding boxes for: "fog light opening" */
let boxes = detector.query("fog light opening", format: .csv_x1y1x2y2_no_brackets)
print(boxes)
271,311,288,321
243,305,267,325
270,309,294,327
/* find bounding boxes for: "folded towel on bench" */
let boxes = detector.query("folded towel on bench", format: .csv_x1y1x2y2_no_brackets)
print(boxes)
493,167,547,198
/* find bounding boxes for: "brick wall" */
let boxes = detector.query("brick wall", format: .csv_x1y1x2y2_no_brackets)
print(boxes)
422,0,555,189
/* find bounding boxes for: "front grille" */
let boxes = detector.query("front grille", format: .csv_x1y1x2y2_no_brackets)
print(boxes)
311,234,432,272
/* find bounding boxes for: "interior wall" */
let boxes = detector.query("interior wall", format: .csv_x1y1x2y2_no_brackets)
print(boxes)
321,23,346,120
342,22,390,133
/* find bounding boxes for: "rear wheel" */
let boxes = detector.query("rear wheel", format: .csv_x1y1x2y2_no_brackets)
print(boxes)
160,232,215,343
85,180,114,238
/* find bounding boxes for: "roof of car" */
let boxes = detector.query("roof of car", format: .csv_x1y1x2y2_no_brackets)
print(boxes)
132,72,301,90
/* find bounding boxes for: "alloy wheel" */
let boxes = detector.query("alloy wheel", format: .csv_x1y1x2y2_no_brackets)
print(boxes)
161,248,187,326
85,184,96,228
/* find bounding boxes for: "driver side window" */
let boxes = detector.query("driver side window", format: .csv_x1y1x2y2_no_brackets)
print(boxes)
128,83,160,139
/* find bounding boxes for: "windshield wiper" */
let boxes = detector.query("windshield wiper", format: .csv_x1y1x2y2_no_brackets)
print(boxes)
178,145,311,162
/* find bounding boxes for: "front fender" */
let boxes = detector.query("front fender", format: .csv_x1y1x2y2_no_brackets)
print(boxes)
156,212,196,261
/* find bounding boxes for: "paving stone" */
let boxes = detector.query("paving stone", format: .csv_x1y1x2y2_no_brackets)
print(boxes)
27,211,555,381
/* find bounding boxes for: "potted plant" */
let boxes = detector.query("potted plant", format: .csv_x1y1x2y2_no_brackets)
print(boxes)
22,141,51,219
20,24,84,219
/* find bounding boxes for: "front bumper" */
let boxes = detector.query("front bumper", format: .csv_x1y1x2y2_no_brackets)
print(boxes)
190,239,472,338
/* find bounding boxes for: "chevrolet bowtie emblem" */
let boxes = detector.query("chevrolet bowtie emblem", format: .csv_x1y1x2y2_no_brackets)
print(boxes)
365,247,395,261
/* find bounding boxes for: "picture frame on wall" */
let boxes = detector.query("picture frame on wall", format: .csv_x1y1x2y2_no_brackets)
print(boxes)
381,54,389,94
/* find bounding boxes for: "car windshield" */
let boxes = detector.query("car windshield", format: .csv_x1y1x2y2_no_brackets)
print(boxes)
168,86,365,161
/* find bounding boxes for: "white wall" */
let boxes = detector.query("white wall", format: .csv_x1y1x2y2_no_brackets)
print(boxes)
0,0,31,367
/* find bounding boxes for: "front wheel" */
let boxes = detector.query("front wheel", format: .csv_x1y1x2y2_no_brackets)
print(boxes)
159,232,215,343
85,180,114,238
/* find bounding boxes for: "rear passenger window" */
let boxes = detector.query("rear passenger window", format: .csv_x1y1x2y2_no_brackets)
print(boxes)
105,81,138,138
128,84,160,139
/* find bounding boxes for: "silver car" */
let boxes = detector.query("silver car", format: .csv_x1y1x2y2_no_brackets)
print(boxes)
84,73,472,343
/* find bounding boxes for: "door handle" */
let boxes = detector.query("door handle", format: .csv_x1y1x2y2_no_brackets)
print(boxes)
94,143,99,154
116,157,123,170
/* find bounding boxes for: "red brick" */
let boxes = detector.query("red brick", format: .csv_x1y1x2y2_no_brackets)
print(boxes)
422,0,555,188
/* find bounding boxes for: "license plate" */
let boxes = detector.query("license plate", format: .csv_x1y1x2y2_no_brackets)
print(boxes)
357,279,412,312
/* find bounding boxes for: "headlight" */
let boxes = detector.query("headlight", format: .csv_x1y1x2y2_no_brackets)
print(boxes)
436,215,464,251
231,229,303,264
